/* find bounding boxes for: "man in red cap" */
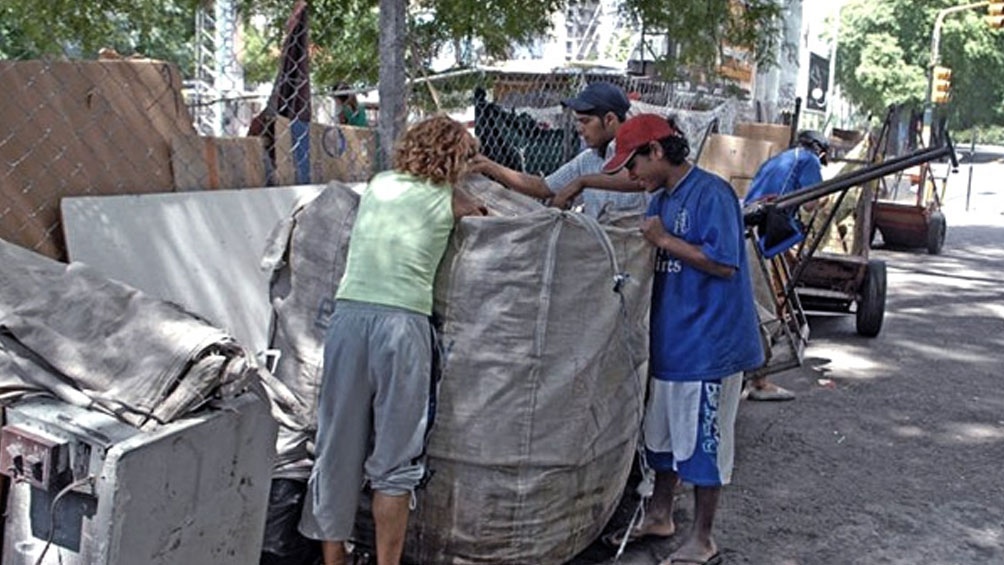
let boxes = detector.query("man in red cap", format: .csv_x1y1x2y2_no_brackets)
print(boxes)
602,114,764,565
470,82,646,219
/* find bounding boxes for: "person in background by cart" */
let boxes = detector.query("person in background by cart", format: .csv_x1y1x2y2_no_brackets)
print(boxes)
333,82,368,127
742,130,830,401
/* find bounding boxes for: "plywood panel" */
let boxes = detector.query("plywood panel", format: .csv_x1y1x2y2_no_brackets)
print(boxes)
310,124,377,184
735,122,792,150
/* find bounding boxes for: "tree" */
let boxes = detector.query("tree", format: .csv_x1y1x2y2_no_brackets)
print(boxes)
0,0,200,69
239,0,565,89
836,0,1004,129
2,0,784,89
621,0,782,74
238,0,783,87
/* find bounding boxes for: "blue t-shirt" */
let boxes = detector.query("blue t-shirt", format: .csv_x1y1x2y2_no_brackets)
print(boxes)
743,147,822,204
647,167,765,381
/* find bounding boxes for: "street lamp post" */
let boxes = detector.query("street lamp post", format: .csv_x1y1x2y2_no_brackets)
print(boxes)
923,1,990,140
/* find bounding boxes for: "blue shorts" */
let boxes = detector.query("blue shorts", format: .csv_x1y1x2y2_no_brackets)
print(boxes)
643,373,742,486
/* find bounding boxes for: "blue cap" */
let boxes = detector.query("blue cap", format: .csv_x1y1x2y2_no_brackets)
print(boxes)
561,82,630,119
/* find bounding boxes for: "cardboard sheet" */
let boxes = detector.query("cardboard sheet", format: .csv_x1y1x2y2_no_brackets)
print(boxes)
697,134,780,197
171,135,268,190
274,117,376,185
735,122,792,151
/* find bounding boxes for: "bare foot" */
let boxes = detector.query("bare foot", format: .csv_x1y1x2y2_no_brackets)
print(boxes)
603,518,676,546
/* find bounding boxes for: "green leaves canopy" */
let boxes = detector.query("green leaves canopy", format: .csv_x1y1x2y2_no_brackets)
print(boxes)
836,0,1004,128
0,0,200,67
2,0,785,95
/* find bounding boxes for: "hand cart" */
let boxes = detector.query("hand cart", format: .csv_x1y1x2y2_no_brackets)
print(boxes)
744,130,957,360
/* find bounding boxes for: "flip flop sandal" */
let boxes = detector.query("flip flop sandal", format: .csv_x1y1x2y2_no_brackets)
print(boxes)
668,551,723,565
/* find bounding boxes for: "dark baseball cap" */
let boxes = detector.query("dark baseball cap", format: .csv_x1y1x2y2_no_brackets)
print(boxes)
797,130,830,165
561,82,630,119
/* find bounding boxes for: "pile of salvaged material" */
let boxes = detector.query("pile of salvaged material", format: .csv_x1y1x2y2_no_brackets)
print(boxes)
0,238,262,427
0,59,374,261
262,177,654,564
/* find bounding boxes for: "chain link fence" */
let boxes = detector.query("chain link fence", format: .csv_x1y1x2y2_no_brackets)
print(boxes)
1,2,753,261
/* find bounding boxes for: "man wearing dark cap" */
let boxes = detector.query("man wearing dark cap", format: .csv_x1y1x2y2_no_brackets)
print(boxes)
601,114,763,565
745,129,829,204
470,82,647,218
741,129,831,401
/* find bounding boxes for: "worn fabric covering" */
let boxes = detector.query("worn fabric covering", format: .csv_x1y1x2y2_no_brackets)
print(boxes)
263,176,653,563
261,182,361,478
0,239,258,428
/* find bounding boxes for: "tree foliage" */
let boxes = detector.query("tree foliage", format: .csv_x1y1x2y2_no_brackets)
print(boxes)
1,0,785,95
621,0,781,73
239,0,565,88
0,0,200,69
836,0,1004,128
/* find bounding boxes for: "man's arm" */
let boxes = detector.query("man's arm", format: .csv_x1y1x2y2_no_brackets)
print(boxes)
641,216,736,279
469,155,551,199
550,171,643,209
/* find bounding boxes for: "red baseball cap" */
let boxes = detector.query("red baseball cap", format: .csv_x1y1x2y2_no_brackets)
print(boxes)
603,114,681,173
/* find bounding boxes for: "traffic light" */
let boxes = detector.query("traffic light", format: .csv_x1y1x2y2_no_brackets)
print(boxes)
931,65,952,104
988,2,1004,29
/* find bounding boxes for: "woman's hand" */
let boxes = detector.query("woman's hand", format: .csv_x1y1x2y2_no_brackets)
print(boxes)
452,186,488,219
468,155,494,177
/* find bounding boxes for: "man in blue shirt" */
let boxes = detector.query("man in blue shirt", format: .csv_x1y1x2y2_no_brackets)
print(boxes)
743,130,829,401
602,114,764,565
745,130,828,204
470,82,647,219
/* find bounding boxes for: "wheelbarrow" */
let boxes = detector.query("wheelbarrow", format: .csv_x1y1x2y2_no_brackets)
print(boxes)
871,160,953,254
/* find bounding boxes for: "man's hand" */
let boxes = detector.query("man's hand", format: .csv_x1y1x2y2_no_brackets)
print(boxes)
641,216,669,247
549,179,583,210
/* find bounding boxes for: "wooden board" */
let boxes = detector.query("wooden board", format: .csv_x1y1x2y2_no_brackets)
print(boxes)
696,134,779,198
734,122,792,150
274,118,376,185
171,135,267,190
61,185,327,354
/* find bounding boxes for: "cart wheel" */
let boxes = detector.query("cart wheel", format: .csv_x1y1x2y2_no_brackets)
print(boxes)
856,259,886,337
926,211,946,254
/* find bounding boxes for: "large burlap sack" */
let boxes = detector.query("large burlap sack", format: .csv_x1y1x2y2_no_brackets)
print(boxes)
262,177,653,563
405,181,652,564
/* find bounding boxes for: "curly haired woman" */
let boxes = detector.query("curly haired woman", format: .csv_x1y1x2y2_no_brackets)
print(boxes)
299,115,483,565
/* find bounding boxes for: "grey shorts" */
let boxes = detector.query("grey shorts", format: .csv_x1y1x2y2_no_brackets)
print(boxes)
299,300,434,542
